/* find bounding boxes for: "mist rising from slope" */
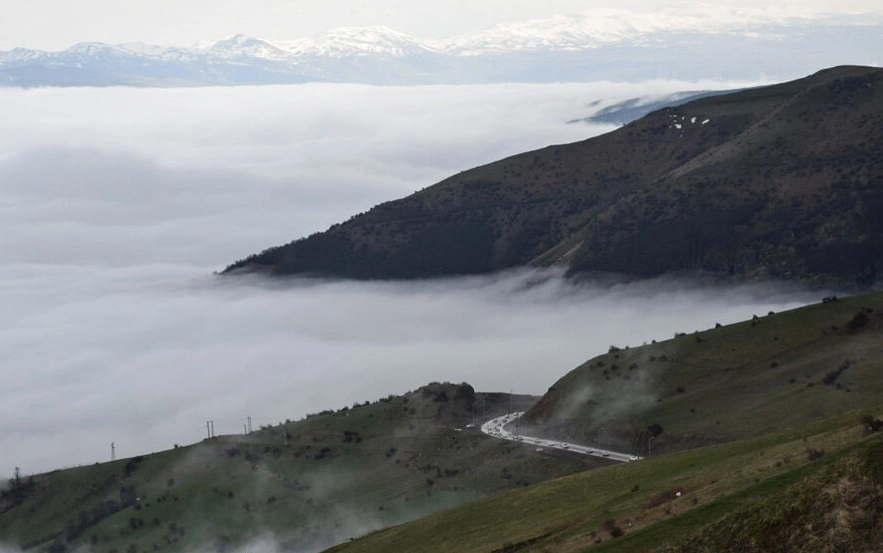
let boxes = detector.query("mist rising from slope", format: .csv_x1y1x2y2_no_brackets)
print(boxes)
0,79,784,476
2,268,823,477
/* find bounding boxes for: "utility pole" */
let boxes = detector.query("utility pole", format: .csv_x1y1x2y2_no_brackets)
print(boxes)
14,467,20,488
210,420,215,438
111,442,115,462
206,421,211,439
247,416,252,434
510,388,513,414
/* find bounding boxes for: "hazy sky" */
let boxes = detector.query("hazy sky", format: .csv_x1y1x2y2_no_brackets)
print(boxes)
0,79,830,476
1,0,882,50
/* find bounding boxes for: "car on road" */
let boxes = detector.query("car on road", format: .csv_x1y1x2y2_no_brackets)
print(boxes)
602,452,610,457
628,455,639,461
536,447,544,452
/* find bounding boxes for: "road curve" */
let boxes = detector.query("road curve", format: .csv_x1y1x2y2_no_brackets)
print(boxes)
480,412,641,464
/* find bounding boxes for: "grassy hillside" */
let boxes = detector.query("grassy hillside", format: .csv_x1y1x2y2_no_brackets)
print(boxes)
0,384,601,553
324,290,883,553
5,291,883,553
225,65,883,285
326,408,883,553
521,290,883,456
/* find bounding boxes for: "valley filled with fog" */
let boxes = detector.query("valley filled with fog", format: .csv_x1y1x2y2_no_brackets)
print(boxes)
0,80,823,475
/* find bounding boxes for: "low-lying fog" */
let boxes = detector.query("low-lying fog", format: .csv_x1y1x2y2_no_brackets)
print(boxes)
0,79,817,476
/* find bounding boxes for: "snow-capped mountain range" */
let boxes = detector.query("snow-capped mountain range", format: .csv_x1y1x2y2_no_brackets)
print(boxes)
2,9,882,86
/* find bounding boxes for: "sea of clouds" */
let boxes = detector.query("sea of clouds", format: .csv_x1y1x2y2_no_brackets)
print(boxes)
0,79,823,477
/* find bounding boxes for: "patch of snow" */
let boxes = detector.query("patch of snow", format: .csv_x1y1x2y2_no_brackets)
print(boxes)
0,47,52,64
204,34,293,61
279,26,434,58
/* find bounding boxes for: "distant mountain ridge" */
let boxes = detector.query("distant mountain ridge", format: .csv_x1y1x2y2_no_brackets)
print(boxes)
225,66,883,286
2,10,883,86
567,89,741,126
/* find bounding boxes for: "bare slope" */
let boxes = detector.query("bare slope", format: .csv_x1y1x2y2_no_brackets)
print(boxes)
225,65,883,285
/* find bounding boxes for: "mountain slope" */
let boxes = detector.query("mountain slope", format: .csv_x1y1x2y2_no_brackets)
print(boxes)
326,410,883,553
326,290,883,553
225,66,883,285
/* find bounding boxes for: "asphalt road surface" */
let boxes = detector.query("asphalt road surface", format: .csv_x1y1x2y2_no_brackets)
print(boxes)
480,412,640,463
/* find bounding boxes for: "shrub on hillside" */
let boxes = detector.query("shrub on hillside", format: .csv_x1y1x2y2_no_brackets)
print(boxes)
604,519,625,538
859,414,883,433
806,448,825,461
846,310,871,332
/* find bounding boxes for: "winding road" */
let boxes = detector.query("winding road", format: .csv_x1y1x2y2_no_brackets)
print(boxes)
480,412,640,463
